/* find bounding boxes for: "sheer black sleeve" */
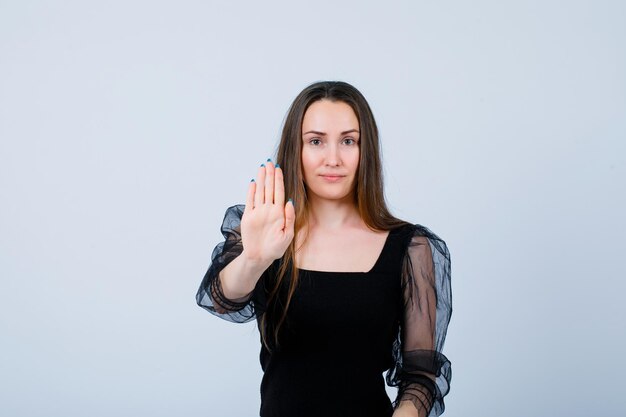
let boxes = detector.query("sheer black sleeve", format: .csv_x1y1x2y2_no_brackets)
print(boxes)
195,204,266,323
386,224,452,416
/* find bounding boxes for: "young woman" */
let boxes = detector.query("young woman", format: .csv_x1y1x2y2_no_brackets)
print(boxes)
196,81,452,417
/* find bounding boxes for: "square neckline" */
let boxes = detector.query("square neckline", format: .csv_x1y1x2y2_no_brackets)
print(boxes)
296,228,395,275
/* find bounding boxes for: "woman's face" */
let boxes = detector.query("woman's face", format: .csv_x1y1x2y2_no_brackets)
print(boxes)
301,99,360,202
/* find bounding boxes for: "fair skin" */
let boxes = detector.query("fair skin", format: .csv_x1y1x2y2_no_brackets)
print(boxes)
394,401,424,417
218,99,421,417
296,99,389,272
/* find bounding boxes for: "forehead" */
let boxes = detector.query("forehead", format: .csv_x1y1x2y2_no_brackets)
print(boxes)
302,100,359,131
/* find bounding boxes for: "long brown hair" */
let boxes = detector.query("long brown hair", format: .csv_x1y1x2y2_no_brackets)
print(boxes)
260,81,408,351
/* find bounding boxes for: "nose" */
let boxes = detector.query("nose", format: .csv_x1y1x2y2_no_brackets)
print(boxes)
325,142,340,166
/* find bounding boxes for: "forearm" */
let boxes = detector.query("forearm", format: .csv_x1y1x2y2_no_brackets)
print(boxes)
392,400,424,417
393,380,434,417
218,250,272,300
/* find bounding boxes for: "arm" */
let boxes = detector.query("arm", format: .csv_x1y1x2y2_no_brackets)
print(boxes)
389,225,452,417
197,162,296,322
197,161,295,322
392,400,423,417
196,205,268,323
216,250,272,308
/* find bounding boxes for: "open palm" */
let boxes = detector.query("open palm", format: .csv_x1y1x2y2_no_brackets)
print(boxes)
240,160,296,264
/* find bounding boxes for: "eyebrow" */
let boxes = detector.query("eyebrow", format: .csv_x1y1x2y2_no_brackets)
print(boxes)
303,129,360,136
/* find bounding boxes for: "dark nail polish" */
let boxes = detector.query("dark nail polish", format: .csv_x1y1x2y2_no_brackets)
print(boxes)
251,178,255,182
275,163,280,169
267,158,272,162
261,163,265,167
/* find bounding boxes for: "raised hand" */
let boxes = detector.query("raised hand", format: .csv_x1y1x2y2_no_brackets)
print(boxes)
240,159,296,265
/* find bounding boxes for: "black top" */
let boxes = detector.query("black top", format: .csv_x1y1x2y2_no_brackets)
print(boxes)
196,205,452,417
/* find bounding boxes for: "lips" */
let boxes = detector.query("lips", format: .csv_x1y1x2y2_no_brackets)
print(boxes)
319,174,345,182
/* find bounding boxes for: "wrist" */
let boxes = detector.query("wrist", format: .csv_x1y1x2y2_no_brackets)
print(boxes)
240,250,274,279
393,401,422,417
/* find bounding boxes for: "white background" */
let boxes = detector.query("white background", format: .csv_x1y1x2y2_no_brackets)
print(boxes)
1,1,624,416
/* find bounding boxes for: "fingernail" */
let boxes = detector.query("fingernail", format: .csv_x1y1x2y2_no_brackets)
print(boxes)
251,178,255,182
267,158,272,162
261,163,265,167
275,163,280,169
288,198,294,207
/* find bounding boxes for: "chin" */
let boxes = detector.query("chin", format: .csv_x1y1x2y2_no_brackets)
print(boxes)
304,179,357,201
308,188,355,201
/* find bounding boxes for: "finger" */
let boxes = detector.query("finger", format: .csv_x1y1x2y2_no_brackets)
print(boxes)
284,199,296,236
255,164,266,207
265,160,275,204
274,163,285,207
245,178,255,213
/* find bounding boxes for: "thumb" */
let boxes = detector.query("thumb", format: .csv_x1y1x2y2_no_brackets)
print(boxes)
284,199,296,235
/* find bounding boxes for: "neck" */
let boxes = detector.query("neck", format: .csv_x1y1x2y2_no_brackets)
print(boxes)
306,192,361,230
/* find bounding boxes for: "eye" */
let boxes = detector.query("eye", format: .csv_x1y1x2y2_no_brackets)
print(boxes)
309,138,322,146
342,137,357,145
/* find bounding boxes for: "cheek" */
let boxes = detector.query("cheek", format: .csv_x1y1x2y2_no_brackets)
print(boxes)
348,149,360,171
301,151,315,177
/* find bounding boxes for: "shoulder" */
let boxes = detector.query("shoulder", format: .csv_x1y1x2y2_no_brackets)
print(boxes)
396,222,452,289
394,221,450,261
220,204,245,227
217,204,246,239
223,203,245,219
390,220,442,241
